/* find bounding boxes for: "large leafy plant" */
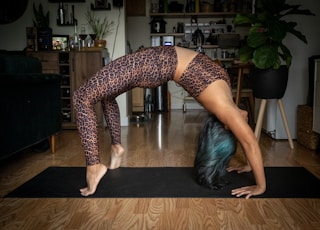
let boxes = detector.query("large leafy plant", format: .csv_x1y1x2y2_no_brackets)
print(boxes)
234,0,314,69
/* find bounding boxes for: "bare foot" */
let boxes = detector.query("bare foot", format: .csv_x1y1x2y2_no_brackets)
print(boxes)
80,163,107,196
109,144,124,169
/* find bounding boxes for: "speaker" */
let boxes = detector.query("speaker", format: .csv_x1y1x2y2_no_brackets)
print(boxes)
113,0,123,7
37,28,52,51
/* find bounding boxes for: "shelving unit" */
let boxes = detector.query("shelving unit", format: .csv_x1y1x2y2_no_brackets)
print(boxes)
58,52,72,124
149,11,244,111
27,50,107,129
150,12,237,18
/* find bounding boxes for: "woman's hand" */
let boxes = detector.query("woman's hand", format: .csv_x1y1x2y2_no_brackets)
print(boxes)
228,165,266,198
231,185,266,199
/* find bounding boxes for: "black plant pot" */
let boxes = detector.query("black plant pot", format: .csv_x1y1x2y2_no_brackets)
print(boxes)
252,66,289,99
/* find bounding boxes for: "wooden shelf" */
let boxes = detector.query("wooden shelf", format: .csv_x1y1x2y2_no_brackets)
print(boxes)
188,45,219,49
150,12,237,18
56,19,76,26
150,33,185,37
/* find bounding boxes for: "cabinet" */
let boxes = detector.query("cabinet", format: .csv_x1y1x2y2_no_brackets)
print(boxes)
71,51,105,128
28,50,106,129
132,88,145,112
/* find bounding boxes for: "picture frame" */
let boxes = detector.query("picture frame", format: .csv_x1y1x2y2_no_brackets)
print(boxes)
52,35,69,51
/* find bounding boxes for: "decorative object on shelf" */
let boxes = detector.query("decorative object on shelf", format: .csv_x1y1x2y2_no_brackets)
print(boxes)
91,0,111,10
86,9,114,47
52,35,69,51
26,27,38,51
158,0,164,13
150,17,167,33
192,28,204,46
56,4,77,26
78,27,88,49
168,1,183,13
58,2,65,25
201,2,214,12
49,0,85,2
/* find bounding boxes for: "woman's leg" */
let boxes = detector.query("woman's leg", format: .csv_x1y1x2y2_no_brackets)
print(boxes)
101,97,124,169
73,79,108,197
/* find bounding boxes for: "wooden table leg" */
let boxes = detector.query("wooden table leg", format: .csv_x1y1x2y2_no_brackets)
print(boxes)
50,134,56,153
254,99,267,141
277,99,294,149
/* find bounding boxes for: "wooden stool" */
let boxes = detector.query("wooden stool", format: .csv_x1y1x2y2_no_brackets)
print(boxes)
254,99,294,149
232,88,255,122
232,63,255,122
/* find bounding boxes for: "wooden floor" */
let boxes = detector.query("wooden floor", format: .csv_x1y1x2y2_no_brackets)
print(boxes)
1,110,319,230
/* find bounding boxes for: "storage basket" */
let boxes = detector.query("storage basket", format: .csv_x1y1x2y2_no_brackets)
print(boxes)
297,105,319,150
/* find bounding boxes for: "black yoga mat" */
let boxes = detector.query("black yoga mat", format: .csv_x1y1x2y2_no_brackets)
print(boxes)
5,167,320,198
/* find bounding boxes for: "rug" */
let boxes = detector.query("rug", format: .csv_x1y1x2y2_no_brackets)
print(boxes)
5,167,320,198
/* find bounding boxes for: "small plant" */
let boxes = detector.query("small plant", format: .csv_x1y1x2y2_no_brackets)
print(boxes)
86,9,114,40
234,0,315,70
32,3,49,28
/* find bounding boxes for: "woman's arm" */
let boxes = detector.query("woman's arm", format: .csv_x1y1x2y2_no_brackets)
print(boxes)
197,80,266,199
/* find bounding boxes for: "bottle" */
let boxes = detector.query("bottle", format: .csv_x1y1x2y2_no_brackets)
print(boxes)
164,0,168,13
185,0,190,13
58,2,64,25
159,0,164,13
195,0,200,13
73,20,79,51
189,0,195,12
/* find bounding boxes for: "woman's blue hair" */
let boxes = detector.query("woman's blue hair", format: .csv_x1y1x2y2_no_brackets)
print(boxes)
194,115,237,190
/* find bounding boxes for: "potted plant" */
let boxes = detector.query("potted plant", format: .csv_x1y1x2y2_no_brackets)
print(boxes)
234,0,315,99
33,3,49,28
86,9,114,48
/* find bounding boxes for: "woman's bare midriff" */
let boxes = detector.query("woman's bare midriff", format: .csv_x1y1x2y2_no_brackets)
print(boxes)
173,46,199,82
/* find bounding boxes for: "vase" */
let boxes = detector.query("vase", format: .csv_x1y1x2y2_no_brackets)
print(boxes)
252,66,289,99
94,39,106,48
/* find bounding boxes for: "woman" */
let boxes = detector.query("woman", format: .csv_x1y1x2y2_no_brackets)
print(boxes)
73,46,266,198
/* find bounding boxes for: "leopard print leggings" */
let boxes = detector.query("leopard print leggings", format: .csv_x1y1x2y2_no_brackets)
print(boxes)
73,46,177,165
73,46,230,166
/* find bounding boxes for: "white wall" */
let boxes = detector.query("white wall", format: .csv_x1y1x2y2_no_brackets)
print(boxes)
0,0,129,126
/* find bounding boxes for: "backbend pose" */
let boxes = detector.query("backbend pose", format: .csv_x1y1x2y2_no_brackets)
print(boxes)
73,46,266,198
